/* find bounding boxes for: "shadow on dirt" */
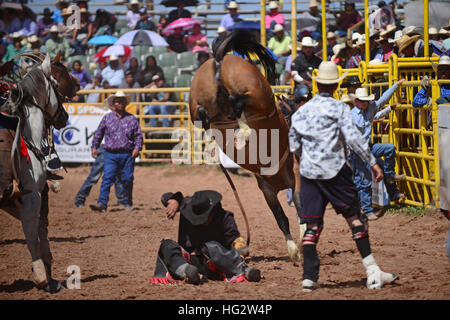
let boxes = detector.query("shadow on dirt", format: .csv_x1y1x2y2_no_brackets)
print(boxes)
0,279,35,293
0,234,112,246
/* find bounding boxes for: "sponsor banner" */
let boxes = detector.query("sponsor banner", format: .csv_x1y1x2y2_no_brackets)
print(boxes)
54,104,107,162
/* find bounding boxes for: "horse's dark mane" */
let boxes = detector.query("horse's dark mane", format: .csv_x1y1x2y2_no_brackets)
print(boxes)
212,29,277,84
19,66,47,105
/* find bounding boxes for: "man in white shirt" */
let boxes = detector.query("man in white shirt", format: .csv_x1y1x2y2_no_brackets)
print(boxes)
298,0,321,39
289,61,398,292
126,0,142,29
101,54,125,88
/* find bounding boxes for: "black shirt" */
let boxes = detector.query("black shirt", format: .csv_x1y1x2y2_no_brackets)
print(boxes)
291,51,322,81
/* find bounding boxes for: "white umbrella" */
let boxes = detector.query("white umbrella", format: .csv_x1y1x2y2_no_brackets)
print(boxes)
115,30,168,46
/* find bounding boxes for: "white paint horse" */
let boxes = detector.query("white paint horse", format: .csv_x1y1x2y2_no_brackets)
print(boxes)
1,53,78,292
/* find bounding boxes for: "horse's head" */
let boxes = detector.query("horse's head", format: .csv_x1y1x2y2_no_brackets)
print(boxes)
50,52,80,100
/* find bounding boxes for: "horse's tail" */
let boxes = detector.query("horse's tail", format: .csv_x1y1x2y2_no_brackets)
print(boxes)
212,30,277,84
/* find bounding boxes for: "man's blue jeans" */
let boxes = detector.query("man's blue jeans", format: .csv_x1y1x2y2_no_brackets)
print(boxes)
74,145,125,205
98,151,135,208
350,143,402,215
145,105,176,127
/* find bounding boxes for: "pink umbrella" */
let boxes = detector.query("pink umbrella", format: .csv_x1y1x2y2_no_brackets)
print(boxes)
163,18,203,35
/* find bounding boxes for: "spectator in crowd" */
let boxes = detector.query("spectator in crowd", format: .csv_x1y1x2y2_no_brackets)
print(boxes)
413,56,450,107
75,0,90,11
45,25,70,61
134,7,156,31
71,60,92,88
167,26,188,53
35,8,57,42
127,57,143,85
14,7,37,37
335,2,362,37
77,8,92,51
340,75,362,94
220,1,242,30
90,9,116,37
369,1,395,31
330,43,350,68
142,55,164,86
90,91,143,213
126,0,142,29
326,32,337,60
84,73,103,103
52,0,69,24
157,15,168,36
0,8,16,35
167,0,192,25
144,75,176,128
28,35,46,55
291,36,322,87
374,35,394,62
186,23,209,53
346,35,364,69
102,54,125,88
2,32,27,63
298,0,321,40
216,26,228,39
265,1,285,33
396,34,421,58
284,41,301,84
429,27,439,42
368,29,381,60
267,24,291,64
121,70,141,102
438,28,449,43
349,80,406,221
95,60,108,76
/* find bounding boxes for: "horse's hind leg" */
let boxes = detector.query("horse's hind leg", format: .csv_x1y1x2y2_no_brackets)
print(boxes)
255,175,300,263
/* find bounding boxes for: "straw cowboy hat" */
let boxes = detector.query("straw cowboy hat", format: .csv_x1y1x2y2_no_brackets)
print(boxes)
327,31,337,39
380,24,396,38
288,41,302,51
268,1,279,9
397,34,421,54
308,0,319,8
273,24,284,33
438,28,449,36
217,26,227,34
341,94,353,105
227,1,239,9
388,30,403,44
11,32,22,39
179,190,222,226
309,61,348,84
105,91,132,107
349,87,375,102
61,8,72,16
431,55,450,72
128,0,143,8
301,36,318,47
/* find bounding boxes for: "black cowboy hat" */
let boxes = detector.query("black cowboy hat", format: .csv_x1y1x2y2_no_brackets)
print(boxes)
43,8,53,16
340,75,362,88
180,190,222,226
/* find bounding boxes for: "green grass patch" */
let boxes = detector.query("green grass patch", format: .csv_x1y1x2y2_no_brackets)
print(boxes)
381,204,436,217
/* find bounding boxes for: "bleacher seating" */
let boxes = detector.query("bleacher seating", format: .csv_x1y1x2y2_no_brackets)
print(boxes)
174,74,193,102
149,46,168,56
177,51,197,68
158,52,178,68
162,66,177,86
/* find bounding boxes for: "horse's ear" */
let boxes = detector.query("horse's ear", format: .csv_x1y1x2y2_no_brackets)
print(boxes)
53,51,61,64
19,57,29,77
42,53,52,76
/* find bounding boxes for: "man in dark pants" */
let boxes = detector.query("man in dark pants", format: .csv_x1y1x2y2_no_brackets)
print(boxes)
289,61,398,292
150,190,258,284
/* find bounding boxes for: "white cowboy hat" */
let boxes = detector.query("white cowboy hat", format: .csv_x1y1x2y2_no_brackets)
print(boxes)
432,55,450,72
28,35,42,44
429,27,438,35
11,32,22,39
109,54,119,61
388,30,403,44
128,0,142,8
273,24,284,33
227,1,239,9
288,41,302,51
380,24,396,38
217,26,227,34
402,25,421,37
368,58,386,65
331,43,347,60
309,61,348,84
438,28,449,36
49,25,59,33
308,0,319,8
301,36,318,47
105,91,132,107
268,1,278,9
341,94,353,105
349,87,375,102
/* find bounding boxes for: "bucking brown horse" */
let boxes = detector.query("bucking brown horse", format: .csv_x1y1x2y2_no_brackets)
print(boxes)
189,30,305,263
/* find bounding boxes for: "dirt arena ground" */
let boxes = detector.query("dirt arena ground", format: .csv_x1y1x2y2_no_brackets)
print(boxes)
0,165,449,300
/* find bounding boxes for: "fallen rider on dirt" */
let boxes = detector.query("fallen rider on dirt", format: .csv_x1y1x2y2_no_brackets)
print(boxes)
150,190,260,284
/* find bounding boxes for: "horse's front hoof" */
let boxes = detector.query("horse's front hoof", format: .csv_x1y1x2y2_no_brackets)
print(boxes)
43,278,65,294
32,259,48,288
